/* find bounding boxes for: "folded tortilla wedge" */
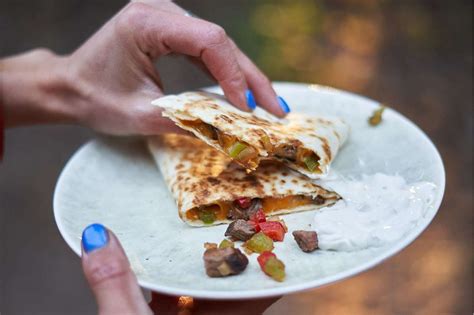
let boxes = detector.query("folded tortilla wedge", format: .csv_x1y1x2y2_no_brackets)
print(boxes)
151,91,349,179
148,134,340,226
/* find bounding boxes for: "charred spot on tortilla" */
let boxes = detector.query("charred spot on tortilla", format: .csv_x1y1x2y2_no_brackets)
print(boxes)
207,177,221,185
317,136,332,162
219,115,233,124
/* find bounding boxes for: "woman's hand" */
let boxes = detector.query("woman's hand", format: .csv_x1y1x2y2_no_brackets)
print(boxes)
1,1,290,134
81,223,278,315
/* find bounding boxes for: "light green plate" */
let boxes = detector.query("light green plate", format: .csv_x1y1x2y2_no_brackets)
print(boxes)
53,82,445,299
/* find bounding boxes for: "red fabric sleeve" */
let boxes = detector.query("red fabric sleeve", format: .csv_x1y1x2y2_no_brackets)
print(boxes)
0,104,4,160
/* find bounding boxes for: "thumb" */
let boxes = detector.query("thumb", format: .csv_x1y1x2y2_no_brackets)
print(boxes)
81,224,152,315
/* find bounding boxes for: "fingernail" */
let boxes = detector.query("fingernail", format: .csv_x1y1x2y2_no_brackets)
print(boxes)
82,223,109,253
277,96,291,113
246,89,256,110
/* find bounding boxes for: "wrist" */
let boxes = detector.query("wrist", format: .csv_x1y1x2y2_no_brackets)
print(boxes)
1,49,80,127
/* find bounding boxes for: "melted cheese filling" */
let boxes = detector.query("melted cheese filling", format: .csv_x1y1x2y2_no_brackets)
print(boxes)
180,119,321,173
185,195,332,222
180,120,259,169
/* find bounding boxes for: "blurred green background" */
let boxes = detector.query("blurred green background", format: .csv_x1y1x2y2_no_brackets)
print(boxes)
1,0,472,314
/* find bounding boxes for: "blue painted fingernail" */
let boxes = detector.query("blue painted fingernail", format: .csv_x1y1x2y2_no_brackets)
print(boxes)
82,223,109,253
246,89,256,110
277,96,291,113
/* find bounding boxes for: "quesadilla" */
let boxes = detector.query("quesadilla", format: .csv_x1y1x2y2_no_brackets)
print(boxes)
148,134,340,226
151,91,349,179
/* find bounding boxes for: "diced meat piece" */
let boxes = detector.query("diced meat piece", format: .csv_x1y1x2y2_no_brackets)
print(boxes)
292,230,318,252
245,199,262,217
203,247,249,277
275,144,297,161
313,195,325,205
227,207,246,220
225,219,256,241
228,198,262,220
197,123,218,140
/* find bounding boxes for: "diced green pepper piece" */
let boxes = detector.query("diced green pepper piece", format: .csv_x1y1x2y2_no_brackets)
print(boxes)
219,239,235,249
263,256,286,282
228,142,247,158
304,155,319,172
261,135,273,151
236,147,255,160
198,209,216,224
369,106,386,126
245,232,274,253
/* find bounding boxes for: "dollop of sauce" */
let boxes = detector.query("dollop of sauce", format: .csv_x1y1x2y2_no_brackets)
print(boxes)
314,173,436,251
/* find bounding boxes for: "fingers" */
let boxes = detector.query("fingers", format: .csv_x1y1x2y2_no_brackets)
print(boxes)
132,0,187,15
115,1,290,128
123,91,188,135
81,224,152,315
117,3,249,111
81,223,278,315
162,19,249,111
230,41,290,117
134,105,188,135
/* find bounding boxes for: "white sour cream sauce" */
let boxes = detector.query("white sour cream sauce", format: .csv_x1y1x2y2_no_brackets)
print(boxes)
314,173,437,251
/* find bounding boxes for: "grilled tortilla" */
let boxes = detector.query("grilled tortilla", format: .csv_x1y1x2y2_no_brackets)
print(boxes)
148,134,340,226
151,91,349,179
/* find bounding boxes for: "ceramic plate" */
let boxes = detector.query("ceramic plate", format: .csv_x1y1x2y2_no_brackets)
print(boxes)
53,82,445,299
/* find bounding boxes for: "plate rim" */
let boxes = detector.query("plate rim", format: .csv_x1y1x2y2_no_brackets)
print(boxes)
53,82,446,300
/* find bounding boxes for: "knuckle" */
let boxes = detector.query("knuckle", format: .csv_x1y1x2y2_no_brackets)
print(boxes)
116,2,150,34
134,107,161,135
32,47,55,58
202,24,228,46
215,58,244,87
85,259,129,288
225,71,245,88
23,48,56,64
